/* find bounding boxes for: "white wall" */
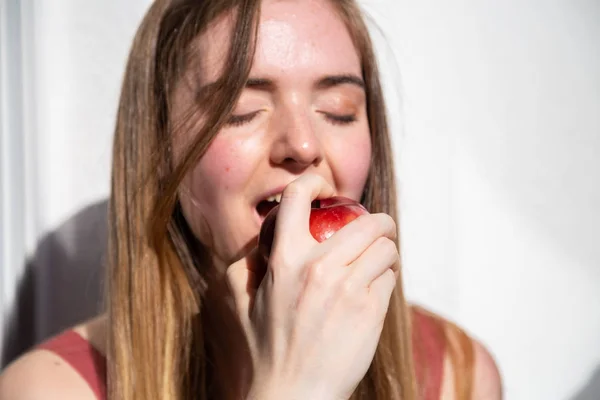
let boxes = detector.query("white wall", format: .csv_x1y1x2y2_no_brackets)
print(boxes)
23,0,150,245
378,2,600,399
0,0,150,361
1,1,599,399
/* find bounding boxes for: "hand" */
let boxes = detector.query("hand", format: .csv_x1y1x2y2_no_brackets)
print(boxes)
227,174,399,400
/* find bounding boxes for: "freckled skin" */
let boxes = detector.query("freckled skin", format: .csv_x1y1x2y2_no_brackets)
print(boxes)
172,0,372,267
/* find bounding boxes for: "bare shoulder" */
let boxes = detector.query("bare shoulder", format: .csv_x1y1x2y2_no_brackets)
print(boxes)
0,348,97,400
0,314,107,400
471,339,503,399
438,320,503,400
411,306,503,400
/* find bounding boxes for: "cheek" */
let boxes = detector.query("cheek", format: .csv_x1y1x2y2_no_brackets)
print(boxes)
328,130,372,199
191,135,257,193
178,134,263,245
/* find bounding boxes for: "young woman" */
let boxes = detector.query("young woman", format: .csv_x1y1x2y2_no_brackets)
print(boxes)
0,0,502,399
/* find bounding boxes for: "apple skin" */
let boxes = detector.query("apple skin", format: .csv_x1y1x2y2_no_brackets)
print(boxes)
258,196,369,262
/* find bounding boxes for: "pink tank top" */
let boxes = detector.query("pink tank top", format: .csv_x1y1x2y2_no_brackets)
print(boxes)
37,308,445,400
37,330,106,399
412,307,446,400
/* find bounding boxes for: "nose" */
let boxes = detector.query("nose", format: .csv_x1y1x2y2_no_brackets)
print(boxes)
269,107,323,170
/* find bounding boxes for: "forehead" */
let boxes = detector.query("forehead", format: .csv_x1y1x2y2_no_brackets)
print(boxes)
197,0,362,84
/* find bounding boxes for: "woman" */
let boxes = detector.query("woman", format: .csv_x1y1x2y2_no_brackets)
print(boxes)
0,0,502,399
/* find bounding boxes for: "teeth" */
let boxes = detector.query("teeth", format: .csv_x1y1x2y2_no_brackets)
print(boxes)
266,193,283,203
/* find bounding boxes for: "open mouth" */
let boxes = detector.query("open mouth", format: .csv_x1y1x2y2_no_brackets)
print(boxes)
255,193,326,220
256,192,282,218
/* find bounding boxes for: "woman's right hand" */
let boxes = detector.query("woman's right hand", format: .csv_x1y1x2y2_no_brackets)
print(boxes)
227,174,400,400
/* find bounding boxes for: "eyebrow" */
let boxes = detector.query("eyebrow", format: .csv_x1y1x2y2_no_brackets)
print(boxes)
315,74,365,90
244,74,365,92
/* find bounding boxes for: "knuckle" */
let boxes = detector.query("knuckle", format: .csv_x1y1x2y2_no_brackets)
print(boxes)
269,250,294,275
340,281,369,310
375,213,397,239
385,267,398,286
356,214,380,236
306,260,327,287
378,237,399,260
281,182,301,200
283,174,320,199
384,214,398,237
355,213,397,240
340,278,357,298
382,270,398,298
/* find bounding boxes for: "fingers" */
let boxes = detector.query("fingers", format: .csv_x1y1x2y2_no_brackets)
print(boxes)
347,235,400,287
316,213,397,268
226,248,262,326
273,174,336,252
368,268,397,317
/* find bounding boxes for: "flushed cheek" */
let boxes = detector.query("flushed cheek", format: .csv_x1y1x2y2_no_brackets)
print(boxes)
181,135,263,252
329,134,371,199
194,135,262,193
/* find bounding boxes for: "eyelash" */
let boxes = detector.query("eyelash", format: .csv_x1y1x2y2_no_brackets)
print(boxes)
226,111,357,127
325,113,357,125
227,111,261,127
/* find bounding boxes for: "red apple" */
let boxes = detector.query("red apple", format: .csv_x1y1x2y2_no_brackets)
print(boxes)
258,196,369,262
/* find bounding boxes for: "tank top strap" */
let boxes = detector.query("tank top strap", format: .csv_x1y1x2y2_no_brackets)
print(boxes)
38,330,107,399
411,306,446,400
36,311,446,400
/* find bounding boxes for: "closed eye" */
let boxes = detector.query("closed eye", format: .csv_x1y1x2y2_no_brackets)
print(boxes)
227,110,357,127
321,112,357,126
227,111,261,127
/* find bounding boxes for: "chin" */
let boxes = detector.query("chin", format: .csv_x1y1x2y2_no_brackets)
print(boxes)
210,232,258,269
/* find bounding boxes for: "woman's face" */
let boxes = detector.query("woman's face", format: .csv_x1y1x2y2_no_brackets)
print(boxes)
173,0,372,267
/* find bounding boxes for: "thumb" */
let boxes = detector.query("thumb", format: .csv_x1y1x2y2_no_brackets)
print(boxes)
226,247,265,323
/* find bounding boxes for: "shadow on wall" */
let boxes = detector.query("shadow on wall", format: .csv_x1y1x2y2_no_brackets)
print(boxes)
571,365,600,400
1,200,108,368
3,198,600,400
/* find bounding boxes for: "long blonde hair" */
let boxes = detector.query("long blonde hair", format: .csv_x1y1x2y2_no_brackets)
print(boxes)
107,0,417,398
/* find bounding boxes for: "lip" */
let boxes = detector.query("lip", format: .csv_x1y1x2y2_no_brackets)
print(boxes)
256,185,288,204
252,184,289,226
253,185,290,212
